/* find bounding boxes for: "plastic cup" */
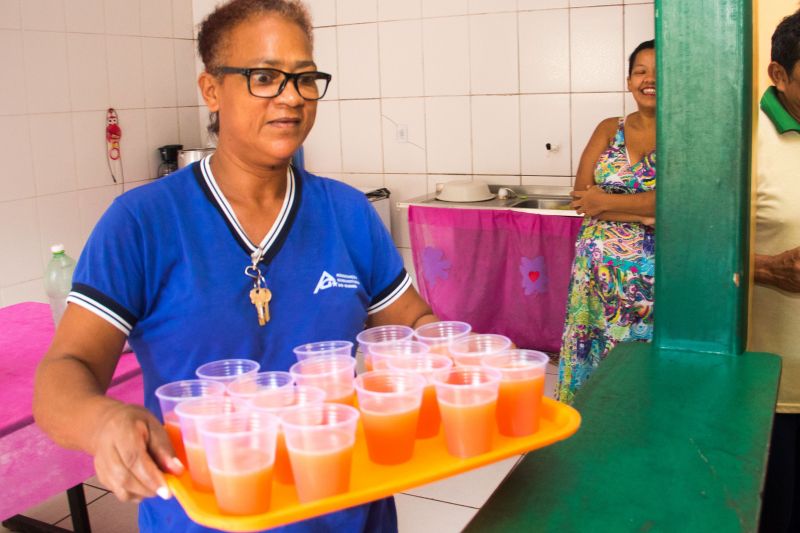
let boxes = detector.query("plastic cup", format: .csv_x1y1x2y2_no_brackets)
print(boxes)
368,340,430,371
195,358,261,385
199,411,280,515
249,385,326,485
413,321,472,358
432,367,502,458
226,371,294,408
448,334,512,367
292,340,354,362
354,370,426,464
154,379,226,466
289,354,356,405
482,350,549,437
279,403,360,503
174,396,238,491
386,354,453,438
356,325,414,371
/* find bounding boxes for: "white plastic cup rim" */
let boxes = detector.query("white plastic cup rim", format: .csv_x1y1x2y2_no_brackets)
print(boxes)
279,403,360,431
195,358,261,380
154,379,226,402
481,350,549,379
354,370,427,397
431,366,503,389
356,325,414,348
385,353,453,380
367,339,431,357
198,411,280,440
174,395,237,419
413,321,472,343
248,385,327,413
289,353,356,378
292,340,354,361
226,371,294,397
448,334,513,356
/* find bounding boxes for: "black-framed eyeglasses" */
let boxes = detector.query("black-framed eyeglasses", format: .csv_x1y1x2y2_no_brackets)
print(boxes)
216,67,332,101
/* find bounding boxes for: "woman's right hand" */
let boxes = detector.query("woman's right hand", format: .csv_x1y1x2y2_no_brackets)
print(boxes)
91,402,184,502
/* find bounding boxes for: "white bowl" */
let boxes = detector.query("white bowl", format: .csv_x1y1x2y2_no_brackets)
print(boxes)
436,180,495,202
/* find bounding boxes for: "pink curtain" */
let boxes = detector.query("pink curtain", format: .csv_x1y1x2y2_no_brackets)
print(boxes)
409,206,583,353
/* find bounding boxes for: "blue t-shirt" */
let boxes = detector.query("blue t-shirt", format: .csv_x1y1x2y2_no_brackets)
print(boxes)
68,158,409,532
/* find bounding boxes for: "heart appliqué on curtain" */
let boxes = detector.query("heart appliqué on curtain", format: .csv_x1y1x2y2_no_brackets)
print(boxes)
521,256,548,296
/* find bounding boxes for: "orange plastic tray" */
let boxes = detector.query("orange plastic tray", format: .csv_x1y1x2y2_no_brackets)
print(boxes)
166,397,580,532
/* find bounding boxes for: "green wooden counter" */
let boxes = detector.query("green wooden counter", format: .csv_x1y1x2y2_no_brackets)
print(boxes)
465,344,780,532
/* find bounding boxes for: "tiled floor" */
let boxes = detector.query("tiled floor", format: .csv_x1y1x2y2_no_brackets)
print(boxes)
2,365,559,533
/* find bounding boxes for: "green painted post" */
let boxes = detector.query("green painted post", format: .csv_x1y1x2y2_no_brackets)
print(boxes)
653,0,752,355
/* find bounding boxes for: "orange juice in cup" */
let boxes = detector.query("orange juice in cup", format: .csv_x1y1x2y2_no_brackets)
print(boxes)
289,354,356,405
155,379,226,467
356,325,414,371
280,403,360,503
482,350,549,436
413,321,472,359
200,411,280,515
355,370,425,464
432,367,501,458
386,353,453,438
249,385,326,484
175,396,237,491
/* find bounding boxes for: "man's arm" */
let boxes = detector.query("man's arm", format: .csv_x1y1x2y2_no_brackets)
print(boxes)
754,247,800,292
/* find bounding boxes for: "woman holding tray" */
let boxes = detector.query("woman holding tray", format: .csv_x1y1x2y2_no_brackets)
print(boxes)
33,1,436,531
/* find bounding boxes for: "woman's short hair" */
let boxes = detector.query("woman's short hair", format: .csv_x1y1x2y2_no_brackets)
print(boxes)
628,39,655,77
771,9,800,76
197,0,314,136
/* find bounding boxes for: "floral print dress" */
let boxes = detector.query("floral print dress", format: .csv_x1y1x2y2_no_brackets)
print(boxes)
556,118,656,404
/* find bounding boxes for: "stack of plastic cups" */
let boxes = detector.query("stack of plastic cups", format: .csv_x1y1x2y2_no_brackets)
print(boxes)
413,321,472,359
174,396,238,491
279,403,360,503
154,379,226,466
226,371,294,408
432,366,502,458
195,358,261,386
199,411,280,515
482,350,550,437
354,370,426,464
356,325,414,371
292,341,353,361
368,339,430,370
386,354,453,438
249,385,326,484
448,334,512,367
289,354,357,405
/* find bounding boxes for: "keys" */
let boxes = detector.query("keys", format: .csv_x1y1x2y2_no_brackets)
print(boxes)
249,287,272,326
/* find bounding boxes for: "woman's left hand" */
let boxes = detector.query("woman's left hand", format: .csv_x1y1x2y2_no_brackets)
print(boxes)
571,185,607,217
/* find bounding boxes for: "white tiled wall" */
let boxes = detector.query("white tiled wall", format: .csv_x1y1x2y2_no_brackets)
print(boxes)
300,0,654,279
0,0,201,306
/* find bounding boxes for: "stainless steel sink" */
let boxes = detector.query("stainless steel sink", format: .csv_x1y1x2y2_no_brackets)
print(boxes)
510,197,573,210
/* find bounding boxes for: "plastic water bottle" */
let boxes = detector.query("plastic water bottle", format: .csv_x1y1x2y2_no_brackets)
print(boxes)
43,244,76,327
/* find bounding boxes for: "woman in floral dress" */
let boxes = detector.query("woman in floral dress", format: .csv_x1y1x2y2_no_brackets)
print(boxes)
557,40,657,404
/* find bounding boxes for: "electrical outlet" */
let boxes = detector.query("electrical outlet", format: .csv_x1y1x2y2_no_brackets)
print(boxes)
396,124,408,143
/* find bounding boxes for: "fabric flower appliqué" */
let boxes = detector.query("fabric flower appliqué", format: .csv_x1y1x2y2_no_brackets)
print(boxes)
422,246,451,287
520,256,548,296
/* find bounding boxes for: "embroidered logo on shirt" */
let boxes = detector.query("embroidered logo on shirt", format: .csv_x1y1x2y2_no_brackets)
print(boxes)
313,271,361,294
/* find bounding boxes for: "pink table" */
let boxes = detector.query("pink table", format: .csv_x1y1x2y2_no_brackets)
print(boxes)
0,302,143,530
